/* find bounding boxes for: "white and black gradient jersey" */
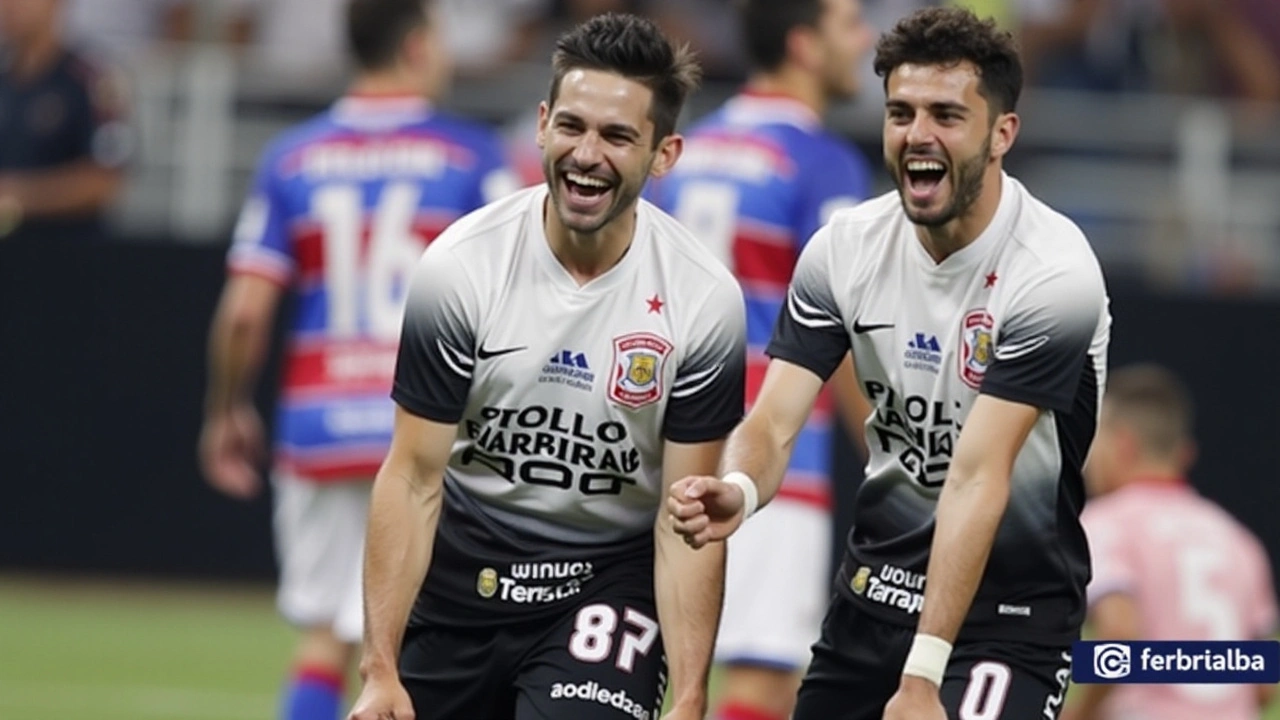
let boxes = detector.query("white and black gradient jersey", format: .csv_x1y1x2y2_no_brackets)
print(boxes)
769,173,1110,644
392,185,746,621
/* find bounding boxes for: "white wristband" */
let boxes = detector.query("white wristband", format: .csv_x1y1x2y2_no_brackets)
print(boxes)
902,633,953,687
721,471,759,521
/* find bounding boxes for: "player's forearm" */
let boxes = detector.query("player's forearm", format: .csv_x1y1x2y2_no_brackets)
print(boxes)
653,519,725,713
360,466,443,677
203,297,271,416
1,164,122,217
718,409,794,507
915,468,1010,645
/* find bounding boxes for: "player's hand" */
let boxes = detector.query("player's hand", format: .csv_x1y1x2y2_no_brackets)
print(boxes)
198,404,265,500
666,474,746,548
882,675,946,720
347,673,414,720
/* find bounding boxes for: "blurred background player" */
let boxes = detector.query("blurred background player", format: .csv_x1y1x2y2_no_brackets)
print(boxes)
197,1,515,718
648,1,875,719
1064,364,1279,720
0,0,132,243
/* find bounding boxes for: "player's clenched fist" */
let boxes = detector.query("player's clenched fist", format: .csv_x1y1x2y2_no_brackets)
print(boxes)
666,474,751,548
347,675,414,720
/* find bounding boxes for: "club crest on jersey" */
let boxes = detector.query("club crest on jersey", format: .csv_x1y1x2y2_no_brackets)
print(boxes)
477,567,499,598
609,332,673,409
959,309,995,389
851,566,871,595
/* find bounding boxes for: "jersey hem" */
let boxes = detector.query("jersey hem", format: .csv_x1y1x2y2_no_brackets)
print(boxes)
391,387,465,425
979,381,1071,414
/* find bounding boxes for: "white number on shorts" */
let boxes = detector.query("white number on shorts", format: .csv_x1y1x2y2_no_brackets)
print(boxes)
567,604,660,673
615,608,659,673
958,661,1012,720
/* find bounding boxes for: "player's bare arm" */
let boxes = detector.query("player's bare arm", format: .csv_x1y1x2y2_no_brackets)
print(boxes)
1058,593,1139,720
349,406,456,720
829,352,871,459
668,359,824,548
198,273,284,499
884,394,1039,719
654,438,729,718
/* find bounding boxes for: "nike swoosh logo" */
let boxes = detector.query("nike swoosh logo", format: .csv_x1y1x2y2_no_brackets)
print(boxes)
476,344,527,360
853,321,894,334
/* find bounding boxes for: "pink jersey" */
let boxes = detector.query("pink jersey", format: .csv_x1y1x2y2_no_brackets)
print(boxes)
1082,480,1278,720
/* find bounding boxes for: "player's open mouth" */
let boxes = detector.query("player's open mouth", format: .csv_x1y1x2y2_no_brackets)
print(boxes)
561,171,614,212
903,159,947,201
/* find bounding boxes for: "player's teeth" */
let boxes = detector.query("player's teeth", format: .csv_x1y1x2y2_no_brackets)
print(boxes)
906,161,945,172
566,172,609,188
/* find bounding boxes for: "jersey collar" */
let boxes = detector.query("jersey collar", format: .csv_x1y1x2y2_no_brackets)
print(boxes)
528,185,651,295
908,171,1020,276
331,94,434,129
722,90,821,131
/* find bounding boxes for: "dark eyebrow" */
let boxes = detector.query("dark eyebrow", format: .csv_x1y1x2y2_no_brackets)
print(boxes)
884,99,971,116
928,101,970,115
551,110,641,141
600,123,641,141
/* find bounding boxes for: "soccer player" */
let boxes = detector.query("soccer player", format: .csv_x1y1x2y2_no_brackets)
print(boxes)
347,13,745,720
668,7,1112,720
1061,364,1278,720
646,1,875,718
198,1,515,719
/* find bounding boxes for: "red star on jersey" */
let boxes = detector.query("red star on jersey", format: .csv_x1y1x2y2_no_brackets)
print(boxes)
984,271,999,288
646,294,664,314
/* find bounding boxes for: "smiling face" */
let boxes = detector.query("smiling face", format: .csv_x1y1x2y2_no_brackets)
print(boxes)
882,60,1013,228
537,68,680,235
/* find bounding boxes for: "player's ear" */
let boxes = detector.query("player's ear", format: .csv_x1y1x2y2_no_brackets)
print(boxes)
648,133,683,179
536,101,550,149
788,24,821,73
989,110,1019,161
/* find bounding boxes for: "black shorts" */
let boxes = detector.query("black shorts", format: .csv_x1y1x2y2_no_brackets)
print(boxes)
399,592,667,720
794,595,1073,720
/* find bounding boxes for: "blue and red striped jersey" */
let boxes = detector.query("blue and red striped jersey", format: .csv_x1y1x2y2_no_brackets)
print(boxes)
228,94,516,481
649,91,872,507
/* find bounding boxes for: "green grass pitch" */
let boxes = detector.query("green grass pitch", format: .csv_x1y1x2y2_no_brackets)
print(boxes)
1,576,1275,719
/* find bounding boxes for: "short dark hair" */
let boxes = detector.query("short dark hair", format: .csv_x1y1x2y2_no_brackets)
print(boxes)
549,13,702,145
346,0,428,72
873,6,1022,115
740,0,824,72
1104,364,1195,457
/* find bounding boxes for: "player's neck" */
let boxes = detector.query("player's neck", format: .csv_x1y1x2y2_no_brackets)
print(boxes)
543,198,636,286
9,31,61,82
1123,459,1187,487
347,71,429,101
915,165,1004,262
745,71,826,116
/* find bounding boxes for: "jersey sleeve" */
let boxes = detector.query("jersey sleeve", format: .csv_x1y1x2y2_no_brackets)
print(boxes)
765,226,851,380
662,277,747,443
226,143,295,285
981,261,1106,413
1081,503,1137,605
1248,536,1279,639
795,140,871,247
392,242,480,424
